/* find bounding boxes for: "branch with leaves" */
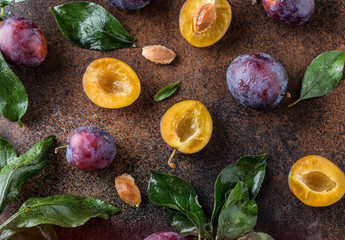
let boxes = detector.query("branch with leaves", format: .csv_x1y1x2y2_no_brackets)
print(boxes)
148,154,274,240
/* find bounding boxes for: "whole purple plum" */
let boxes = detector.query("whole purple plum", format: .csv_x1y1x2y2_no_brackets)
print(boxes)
66,126,116,171
144,232,186,240
226,53,288,110
106,0,150,10
0,17,47,67
262,0,315,26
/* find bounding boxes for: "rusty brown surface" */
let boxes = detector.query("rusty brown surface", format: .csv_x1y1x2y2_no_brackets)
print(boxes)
0,0,345,239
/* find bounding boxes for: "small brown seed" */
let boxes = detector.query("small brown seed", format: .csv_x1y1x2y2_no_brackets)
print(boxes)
193,3,216,34
142,45,176,64
115,173,141,207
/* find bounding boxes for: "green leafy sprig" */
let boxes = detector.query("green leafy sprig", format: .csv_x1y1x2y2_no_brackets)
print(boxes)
148,154,274,240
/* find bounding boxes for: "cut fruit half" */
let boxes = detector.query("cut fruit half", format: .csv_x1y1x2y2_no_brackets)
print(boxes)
83,58,141,109
288,155,345,207
160,100,213,168
179,0,232,47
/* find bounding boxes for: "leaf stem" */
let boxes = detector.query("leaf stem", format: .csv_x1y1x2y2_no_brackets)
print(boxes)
168,149,177,168
54,145,67,154
288,99,301,107
17,119,23,128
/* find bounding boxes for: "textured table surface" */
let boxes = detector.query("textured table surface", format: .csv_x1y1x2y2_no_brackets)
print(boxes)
1,0,345,239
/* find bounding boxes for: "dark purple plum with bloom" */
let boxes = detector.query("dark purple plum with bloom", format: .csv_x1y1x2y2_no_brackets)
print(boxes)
226,53,288,110
66,126,116,171
0,17,47,67
106,0,150,10
144,232,186,240
262,0,315,26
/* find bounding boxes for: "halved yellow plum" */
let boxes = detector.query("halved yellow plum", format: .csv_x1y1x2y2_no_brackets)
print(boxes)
179,0,232,47
83,58,141,109
160,100,213,168
288,155,345,207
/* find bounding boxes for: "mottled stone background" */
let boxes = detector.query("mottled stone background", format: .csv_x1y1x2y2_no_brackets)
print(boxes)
0,0,345,239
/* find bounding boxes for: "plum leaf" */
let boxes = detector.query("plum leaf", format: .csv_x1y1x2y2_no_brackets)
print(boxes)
0,195,118,230
154,81,180,102
216,200,257,240
0,136,55,213
50,1,136,51
148,170,211,239
165,208,198,236
0,52,28,126
211,154,266,227
289,50,345,107
223,182,249,209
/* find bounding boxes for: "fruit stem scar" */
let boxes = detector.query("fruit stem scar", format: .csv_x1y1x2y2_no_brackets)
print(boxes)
281,92,291,98
252,0,261,5
168,149,177,168
55,145,67,154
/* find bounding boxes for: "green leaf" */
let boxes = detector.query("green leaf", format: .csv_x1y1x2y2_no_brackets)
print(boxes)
154,81,180,102
211,165,243,226
50,1,136,51
0,52,28,125
165,208,197,236
223,182,249,209
217,182,256,240
238,232,274,240
211,154,266,227
0,138,17,170
289,50,345,107
0,135,55,213
148,170,209,238
235,154,266,199
0,225,57,240
0,195,118,230
216,200,258,240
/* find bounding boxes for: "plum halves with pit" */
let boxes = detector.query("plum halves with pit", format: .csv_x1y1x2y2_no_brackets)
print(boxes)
0,17,47,68
226,53,288,110
65,126,117,171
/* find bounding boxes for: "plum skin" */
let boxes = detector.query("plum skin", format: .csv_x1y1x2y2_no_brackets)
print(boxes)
262,0,315,26
144,232,186,240
0,17,47,68
226,53,288,110
106,0,150,10
66,126,116,171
